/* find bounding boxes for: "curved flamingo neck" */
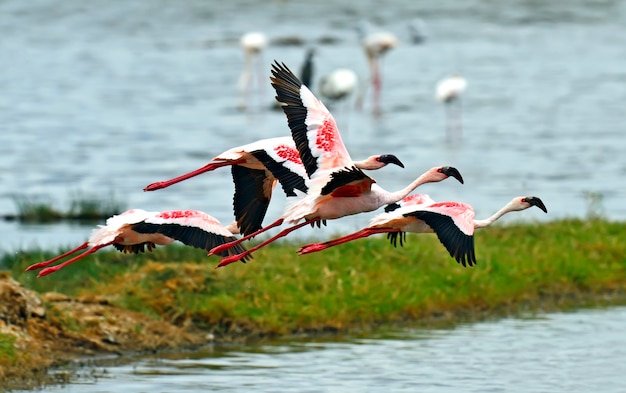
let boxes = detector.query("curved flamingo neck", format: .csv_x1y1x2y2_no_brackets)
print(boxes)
473,200,523,229
380,170,444,206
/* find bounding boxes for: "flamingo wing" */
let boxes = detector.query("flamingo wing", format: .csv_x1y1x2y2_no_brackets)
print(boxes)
403,202,476,267
249,147,308,197
132,210,251,261
320,166,374,198
231,165,273,236
270,61,353,178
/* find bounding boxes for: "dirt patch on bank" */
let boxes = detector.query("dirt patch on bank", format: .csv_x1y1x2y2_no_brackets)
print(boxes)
0,274,209,389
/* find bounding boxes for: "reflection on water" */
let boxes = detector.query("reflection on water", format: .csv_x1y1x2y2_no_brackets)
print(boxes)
1,0,625,252
41,306,626,393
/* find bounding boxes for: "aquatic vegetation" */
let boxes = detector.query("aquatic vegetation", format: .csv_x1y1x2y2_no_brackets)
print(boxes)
4,193,125,223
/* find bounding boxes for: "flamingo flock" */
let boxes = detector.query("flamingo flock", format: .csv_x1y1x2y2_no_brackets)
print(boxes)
26,58,546,278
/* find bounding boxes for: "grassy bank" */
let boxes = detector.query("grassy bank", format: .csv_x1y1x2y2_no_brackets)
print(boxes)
4,218,626,338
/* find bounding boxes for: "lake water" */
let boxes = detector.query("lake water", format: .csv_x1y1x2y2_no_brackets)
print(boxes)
30,305,626,392
1,0,625,252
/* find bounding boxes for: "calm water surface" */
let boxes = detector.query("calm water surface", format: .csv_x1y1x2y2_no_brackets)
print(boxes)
31,306,626,392
1,0,625,251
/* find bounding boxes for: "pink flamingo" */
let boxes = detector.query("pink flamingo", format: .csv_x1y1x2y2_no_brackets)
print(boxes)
298,195,547,267
209,62,464,267
357,21,398,114
238,32,268,110
144,136,404,237
435,75,468,141
26,209,249,278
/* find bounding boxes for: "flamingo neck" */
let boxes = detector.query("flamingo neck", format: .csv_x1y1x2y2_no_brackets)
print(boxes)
379,171,441,206
473,200,522,229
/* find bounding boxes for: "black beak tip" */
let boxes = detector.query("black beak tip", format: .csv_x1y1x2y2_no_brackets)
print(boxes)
442,166,464,184
526,196,548,213
379,154,405,168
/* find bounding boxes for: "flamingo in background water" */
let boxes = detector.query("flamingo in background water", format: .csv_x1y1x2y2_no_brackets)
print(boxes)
238,32,268,110
299,195,547,267
209,62,463,267
26,209,249,278
436,75,467,141
144,136,404,237
357,21,398,115
300,48,315,88
319,68,359,103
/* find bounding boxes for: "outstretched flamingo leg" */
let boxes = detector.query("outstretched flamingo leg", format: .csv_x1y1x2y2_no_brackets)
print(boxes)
209,218,284,256
298,227,400,254
37,242,113,278
216,219,317,268
144,159,245,191
26,242,89,271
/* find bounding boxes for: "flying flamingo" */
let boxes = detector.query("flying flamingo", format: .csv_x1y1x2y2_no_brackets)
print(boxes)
357,21,398,114
144,136,404,237
209,61,464,267
298,195,547,267
25,209,249,278
435,75,467,141
238,31,268,110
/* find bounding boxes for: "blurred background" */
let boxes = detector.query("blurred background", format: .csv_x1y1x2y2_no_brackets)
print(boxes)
1,0,624,251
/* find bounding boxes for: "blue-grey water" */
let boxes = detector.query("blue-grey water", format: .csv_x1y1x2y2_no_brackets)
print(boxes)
1,0,625,252
2,2,625,391
30,306,626,392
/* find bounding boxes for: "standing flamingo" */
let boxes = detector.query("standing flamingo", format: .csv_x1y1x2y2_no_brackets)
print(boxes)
319,68,359,103
209,62,464,267
238,32,268,110
144,136,404,237
26,209,249,278
435,75,467,141
300,48,315,88
357,21,398,114
298,195,547,267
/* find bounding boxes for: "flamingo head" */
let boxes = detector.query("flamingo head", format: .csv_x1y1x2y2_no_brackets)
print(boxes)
519,196,548,213
435,166,464,184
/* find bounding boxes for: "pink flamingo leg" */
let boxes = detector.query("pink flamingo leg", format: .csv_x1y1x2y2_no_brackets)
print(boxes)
209,218,284,256
298,227,399,254
37,242,112,278
26,242,89,271
216,219,316,268
143,160,244,191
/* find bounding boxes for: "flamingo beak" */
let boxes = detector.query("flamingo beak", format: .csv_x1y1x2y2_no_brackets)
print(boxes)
378,154,405,168
440,166,464,184
523,196,548,213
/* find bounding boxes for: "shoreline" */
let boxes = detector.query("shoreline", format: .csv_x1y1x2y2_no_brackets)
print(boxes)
1,219,625,389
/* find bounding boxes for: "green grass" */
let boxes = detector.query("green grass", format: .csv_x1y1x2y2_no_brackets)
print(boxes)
4,219,626,337
0,334,17,362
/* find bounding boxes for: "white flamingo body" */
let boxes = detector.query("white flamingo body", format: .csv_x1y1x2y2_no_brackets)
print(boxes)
209,62,463,267
319,68,358,102
436,75,467,103
298,195,548,267
26,209,248,277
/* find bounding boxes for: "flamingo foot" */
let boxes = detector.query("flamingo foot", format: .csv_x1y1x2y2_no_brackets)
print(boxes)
216,253,247,268
297,243,327,255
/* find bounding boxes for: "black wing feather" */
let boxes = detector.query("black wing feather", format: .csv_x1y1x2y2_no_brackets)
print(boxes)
250,149,307,197
131,223,252,262
320,166,370,196
231,165,271,236
403,211,476,267
270,61,319,178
